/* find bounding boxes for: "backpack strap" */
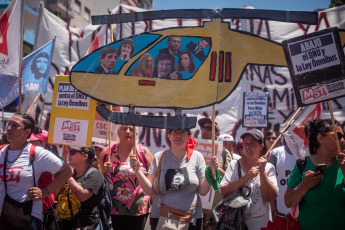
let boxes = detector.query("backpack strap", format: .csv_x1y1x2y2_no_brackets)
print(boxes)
237,160,242,178
297,158,307,176
156,151,164,196
136,143,148,171
29,144,37,187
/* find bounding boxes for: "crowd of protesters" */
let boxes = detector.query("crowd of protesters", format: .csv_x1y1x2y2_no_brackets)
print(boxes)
1,112,344,230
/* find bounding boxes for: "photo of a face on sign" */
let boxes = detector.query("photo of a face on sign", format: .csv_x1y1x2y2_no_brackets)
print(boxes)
283,27,345,107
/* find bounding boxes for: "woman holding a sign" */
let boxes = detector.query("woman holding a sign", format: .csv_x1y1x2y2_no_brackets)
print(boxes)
219,129,278,230
102,125,154,230
284,119,345,230
130,128,219,230
0,113,72,230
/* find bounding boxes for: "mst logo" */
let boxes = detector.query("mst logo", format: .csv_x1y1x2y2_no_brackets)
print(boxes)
61,121,80,132
301,85,327,102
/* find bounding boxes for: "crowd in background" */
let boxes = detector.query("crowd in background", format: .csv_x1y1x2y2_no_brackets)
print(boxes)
1,113,345,230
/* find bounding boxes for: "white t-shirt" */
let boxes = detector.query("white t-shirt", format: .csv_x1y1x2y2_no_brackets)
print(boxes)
0,144,64,220
220,160,278,230
268,146,296,215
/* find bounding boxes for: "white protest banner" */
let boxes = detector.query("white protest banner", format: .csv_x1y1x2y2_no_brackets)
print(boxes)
22,4,345,155
49,75,96,147
194,138,222,210
283,103,322,160
243,92,269,128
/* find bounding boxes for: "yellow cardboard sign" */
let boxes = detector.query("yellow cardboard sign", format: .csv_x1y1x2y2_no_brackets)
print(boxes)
48,75,96,147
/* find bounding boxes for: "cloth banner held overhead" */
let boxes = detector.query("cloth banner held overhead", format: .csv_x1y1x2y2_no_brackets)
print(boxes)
22,38,55,95
283,103,322,160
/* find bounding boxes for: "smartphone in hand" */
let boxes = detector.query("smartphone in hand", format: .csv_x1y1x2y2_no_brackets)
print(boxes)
314,164,327,174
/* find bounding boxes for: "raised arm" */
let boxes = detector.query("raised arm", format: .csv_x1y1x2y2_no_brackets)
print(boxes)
258,156,278,202
130,153,156,196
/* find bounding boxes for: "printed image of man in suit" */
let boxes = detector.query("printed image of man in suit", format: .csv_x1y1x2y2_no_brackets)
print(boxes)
186,37,211,61
95,48,118,74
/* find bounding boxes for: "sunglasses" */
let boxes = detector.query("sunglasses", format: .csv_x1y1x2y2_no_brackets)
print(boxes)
201,126,219,132
326,132,345,140
266,137,277,141
69,148,81,155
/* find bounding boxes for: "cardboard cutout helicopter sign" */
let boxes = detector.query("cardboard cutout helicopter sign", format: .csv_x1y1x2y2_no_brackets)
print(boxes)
70,16,291,129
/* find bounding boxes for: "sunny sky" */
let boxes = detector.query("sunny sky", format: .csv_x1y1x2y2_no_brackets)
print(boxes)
153,0,331,12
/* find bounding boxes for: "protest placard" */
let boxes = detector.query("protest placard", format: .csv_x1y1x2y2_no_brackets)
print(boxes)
243,92,269,128
283,27,345,106
48,75,96,147
194,138,223,210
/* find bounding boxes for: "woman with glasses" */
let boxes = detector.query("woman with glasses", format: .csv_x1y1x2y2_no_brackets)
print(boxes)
0,113,72,230
56,145,105,230
261,130,278,156
101,125,153,230
284,119,345,230
220,129,278,230
130,129,219,230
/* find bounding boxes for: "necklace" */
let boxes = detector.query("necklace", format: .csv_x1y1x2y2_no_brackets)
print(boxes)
6,147,25,164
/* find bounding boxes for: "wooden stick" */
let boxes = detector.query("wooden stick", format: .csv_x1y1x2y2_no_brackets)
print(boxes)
107,9,114,163
107,105,113,163
26,90,42,114
2,108,5,133
328,101,341,153
39,94,46,127
132,107,137,159
18,0,25,113
211,105,217,180
264,107,302,157
108,9,114,43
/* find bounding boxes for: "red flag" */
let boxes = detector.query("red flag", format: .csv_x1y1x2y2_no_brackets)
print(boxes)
85,25,107,56
283,103,322,160
0,0,23,77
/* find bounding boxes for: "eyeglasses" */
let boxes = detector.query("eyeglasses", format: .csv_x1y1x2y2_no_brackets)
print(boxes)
266,137,277,141
326,132,345,140
201,126,219,132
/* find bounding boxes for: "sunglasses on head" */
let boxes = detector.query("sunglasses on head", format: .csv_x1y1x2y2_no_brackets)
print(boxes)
326,132,345,140
266,137,277,141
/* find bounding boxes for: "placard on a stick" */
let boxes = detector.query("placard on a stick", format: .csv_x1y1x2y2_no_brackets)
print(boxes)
282,27,345,107
242,92,269,128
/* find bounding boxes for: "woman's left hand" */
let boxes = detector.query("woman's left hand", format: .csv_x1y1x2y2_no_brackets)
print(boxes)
337,152,345,173
258,155,268,172
27,187,45,200
209,156,219,169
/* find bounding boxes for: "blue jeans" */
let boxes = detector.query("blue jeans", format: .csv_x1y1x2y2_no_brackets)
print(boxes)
30,216,43,230
94,220,103,230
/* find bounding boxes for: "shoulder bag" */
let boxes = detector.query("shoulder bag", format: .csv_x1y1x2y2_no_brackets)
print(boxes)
155,151,199,230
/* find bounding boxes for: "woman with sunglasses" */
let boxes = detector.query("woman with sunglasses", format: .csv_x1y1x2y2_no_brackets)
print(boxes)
260,130,278,156
0,113,72,230
285,119,345,230
101,125,153,230
130,128,219,230
56,145,105,229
